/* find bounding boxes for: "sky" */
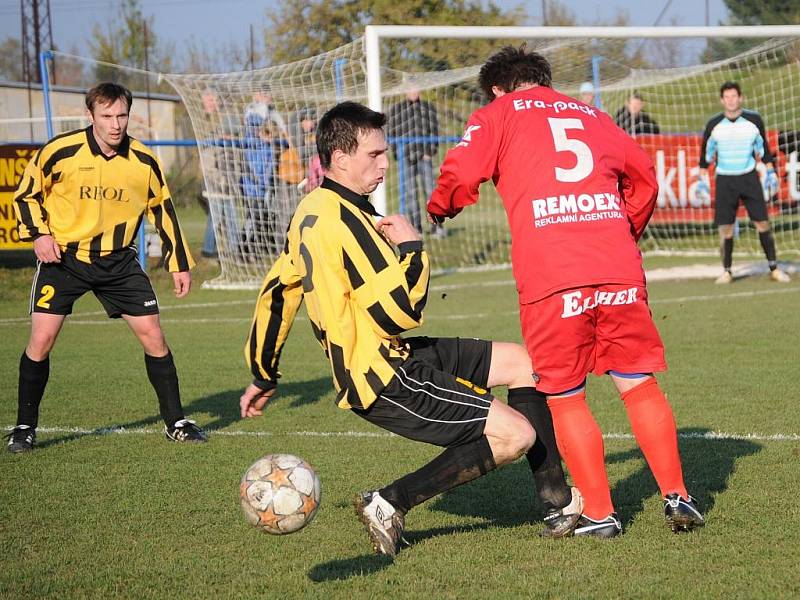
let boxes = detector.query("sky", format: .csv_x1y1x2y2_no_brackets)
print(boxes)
0,0,730,68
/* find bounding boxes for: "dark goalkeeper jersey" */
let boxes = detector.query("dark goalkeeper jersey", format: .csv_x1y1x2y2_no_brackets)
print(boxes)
246,177,430,410
13,127,194,272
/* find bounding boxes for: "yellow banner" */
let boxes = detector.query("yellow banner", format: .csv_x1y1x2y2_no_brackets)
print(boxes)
0,144,38,249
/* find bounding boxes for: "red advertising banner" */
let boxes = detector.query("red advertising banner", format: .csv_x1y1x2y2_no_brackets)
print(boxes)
635,131,798,224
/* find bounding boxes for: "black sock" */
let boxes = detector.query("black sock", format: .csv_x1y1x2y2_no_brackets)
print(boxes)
18,352,49,428
379,435,496,514
508,387,570,512
144,351,185,427
758,230,777,270
722,237,734,271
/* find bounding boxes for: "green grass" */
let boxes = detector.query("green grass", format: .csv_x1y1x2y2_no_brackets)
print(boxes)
1,209,799,599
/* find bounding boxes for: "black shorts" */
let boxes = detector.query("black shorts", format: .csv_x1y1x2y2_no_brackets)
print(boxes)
30,249,159,318
353,336,494,448
714,171,768,225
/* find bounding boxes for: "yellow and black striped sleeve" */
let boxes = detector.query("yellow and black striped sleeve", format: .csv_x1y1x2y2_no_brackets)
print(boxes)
13,146,52,241
338,208,431,337
138,149,195,272
245,248,304,388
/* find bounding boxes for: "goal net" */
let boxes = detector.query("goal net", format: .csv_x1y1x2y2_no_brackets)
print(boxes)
162,29,800,288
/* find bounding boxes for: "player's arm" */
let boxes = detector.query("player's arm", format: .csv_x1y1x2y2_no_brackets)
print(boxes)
242,249,304,417
143,153,196,274
427,110,499,221
618,127,659,240
344,213,430,336
698,118,716,173
376,214,430,319
13,147,53,242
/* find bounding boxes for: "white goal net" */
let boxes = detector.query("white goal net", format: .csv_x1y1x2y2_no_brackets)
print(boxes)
162,28,800,288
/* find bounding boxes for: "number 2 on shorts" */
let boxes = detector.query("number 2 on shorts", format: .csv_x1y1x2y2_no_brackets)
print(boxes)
37,284,55,309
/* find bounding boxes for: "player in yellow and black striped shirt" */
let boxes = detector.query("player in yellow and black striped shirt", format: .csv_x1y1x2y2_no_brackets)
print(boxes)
239,102,582,556
6,83,206,453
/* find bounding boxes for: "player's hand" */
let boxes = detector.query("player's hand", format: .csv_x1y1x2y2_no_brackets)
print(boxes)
376,214,421,245
33,235,61,263
764,168,779,197
427,212,445,225
695,178,711,201
172,271,192,298
240,383,276,418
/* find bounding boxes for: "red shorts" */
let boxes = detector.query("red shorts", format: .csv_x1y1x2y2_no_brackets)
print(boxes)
520,284,667,394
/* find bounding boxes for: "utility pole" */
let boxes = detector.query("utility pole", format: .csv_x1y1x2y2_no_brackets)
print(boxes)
20,0,54,85
541,0,548,26
21,0,54,140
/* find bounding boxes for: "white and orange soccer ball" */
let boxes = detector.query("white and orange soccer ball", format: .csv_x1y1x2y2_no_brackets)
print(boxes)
239,453,321,535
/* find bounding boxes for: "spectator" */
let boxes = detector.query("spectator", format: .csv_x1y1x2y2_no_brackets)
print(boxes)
614,91,660,135
244,88,286,134
388,83,443,236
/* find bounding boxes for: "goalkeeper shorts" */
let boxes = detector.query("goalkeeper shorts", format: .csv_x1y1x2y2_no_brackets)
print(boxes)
714,171,768,225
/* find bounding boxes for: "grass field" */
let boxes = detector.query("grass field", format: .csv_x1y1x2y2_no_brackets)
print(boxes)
2,209,799,599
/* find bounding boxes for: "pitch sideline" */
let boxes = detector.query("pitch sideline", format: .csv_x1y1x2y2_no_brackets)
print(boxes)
6,425,798,442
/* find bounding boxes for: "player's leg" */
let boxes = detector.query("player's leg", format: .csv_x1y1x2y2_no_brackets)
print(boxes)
520,294,619,537
95,250,206,442
352,357,533,556
740,172,790,281
488,341,581,537
9,259,84,453
596,287,703,532
714,175,738,283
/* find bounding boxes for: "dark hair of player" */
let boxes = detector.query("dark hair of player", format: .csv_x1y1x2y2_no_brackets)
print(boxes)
316,101,386,170
478,44,552,101
719,81,742,97
85,82,133,113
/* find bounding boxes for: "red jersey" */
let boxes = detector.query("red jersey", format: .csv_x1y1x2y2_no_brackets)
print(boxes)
428,86,658,304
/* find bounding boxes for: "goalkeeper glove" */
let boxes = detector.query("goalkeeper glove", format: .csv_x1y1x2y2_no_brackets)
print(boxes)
695,178,711,201
764,168,779,198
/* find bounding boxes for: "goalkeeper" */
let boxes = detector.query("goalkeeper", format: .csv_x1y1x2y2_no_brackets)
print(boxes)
698,81,790,284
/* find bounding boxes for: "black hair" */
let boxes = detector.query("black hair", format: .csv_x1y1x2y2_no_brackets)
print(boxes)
720,81,742,97
85,82,133,112
316,102,386,169
478,44,552,101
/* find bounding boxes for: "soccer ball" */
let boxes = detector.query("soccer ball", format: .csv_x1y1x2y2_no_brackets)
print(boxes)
239,453,321,535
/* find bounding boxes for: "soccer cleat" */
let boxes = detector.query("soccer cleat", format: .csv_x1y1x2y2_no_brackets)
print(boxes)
715,271,733,284
769,268,790,283
540,486,584,538
354,490,409,557
164,419,208,443
6,425,36,453
573,513,623,538
664,493,705,533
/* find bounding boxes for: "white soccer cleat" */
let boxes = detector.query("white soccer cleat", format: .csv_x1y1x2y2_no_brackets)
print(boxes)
714,271,733,285
354,490,408,557
769,268,790,283
539,486,584,538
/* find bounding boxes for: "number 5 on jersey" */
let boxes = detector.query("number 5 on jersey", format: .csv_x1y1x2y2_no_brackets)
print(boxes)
548,117,594,183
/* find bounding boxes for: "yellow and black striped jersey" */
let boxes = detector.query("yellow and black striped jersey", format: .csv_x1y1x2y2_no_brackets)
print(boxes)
246,177,430,410
13,127,194,272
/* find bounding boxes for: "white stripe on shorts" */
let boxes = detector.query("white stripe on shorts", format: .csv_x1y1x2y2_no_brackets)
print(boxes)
29,260,42,314
378,394,489,425
397,366,493,407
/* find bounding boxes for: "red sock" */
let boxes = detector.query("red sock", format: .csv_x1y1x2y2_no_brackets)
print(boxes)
621,378,688,498
547,392,613,520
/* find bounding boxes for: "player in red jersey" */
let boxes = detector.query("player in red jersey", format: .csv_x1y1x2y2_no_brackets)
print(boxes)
428,46,704,537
